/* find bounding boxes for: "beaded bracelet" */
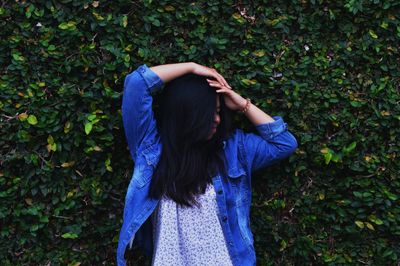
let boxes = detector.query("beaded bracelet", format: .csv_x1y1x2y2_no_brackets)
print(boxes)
239,98,251,113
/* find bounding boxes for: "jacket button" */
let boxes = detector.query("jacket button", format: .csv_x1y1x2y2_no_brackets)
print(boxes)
222,216,227,222
217,190,223,194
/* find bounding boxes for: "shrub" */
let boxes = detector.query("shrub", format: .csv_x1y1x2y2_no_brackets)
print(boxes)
1,0,399,265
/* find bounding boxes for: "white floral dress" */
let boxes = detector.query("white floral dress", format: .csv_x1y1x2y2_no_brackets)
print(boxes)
151,183,234,266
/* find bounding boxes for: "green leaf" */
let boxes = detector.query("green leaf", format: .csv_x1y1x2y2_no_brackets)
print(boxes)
47,45,56,51
279,239,287,251
105,158,112,172
365,222,375,230
47,135,54,145
92,12,104,21
87,114,96,121
61,232,78,239
39,216,49,223
368,30,378,39
152,18,160,27
343,141,357,154
383,249,394,257
232,13,246,24
30,224,39,232
252,50,265,57
240,79,257,86
350,100,363,107
12,52,21,61
324,152,332,164
355,221,364,229
58,21,76,30
47,142,57,152
27,115,38,125
384,191,398,201
25,5,34,18
64,121,72,133
331,153,341,163
138,48,146,58
85,122,93,135
122,15,128,27
58,22,69,30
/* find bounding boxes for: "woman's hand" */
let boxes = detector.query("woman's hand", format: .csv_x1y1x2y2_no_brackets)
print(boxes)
191,63,232,89
191,63,246,111
206,79,247,111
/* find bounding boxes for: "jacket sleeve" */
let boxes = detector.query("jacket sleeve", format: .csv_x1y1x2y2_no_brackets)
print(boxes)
121,64,164,162
241,116,298,172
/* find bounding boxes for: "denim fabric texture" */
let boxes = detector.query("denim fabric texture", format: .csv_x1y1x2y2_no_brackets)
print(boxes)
117,64,298,266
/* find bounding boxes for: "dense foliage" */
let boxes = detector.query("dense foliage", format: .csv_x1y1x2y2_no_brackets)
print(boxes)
1,0,399,265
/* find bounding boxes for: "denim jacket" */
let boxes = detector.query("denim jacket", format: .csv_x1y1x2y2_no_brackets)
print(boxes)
117,64,298,266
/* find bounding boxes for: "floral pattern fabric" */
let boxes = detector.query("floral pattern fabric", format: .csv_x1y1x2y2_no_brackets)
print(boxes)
151,183,234,266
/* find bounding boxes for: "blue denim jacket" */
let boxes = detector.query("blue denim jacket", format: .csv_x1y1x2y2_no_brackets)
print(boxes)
117,64,298,266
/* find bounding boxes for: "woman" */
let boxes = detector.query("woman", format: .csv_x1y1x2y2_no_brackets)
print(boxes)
117,62,298,266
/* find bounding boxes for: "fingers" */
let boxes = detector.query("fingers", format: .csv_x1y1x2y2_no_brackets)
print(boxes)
210,68,232,89
216,73,232,89
206,79,223,89
216,88,230,93
207,78,232,90
207,79,231,94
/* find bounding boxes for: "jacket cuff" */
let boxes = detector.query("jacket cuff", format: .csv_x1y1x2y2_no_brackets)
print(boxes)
137,64,164,93
255,116,288,140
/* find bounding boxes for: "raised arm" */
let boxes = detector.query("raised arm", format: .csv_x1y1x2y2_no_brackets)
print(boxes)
206,79,298,172
122,62,227,162
149,62,195,83
239,97,297,171
122,63,195,162
150,62,231,87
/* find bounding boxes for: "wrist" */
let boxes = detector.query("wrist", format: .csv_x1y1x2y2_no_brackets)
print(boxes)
239,98,251,113
189,62,197,73
239,98,247,109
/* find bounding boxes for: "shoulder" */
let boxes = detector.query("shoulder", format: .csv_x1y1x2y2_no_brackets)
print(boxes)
224,127,256,151
223,128,244,152
124,64,164,92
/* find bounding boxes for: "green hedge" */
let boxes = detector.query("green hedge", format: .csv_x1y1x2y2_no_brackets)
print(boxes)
1,0,399,265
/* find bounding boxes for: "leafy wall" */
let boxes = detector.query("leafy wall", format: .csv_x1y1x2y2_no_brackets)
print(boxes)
1,0,399,265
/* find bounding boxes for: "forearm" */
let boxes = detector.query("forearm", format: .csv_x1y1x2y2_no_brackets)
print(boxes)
150,62,275,126
242,102,276,126
150,62,195,83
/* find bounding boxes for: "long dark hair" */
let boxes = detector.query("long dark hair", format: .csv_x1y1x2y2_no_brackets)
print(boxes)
150,73,234,208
